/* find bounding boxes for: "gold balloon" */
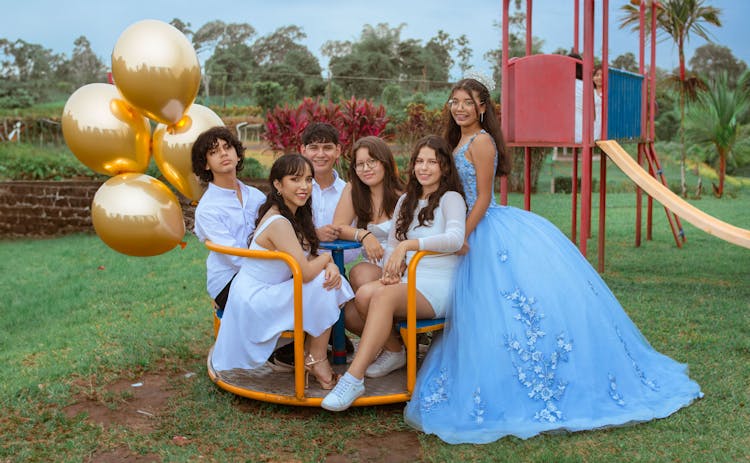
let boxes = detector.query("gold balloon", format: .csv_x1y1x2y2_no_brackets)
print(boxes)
62,83,151,176
112,19,201,125
92,173,185,257
152,104,224,201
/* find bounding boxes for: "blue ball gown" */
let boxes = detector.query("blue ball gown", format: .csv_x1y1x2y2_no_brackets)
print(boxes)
403,132,702,444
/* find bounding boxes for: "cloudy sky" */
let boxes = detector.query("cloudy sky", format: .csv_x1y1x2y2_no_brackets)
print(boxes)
3,0,748,80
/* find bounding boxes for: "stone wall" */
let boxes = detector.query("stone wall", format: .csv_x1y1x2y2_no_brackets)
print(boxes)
0,179,268,238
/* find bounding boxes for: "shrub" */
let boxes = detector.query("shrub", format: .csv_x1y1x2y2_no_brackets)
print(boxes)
337,96,389,160
208,104,263,118
252,81,285,112
395,103,445,149
381,84,403,109
0,142,166,181
0,87,34,110
553,176,599,194
0,142,99,180
262,96,388,160
239,156,268,179
262,97,340,153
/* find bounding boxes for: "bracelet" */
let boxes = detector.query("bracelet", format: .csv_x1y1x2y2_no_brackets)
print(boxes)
354,229,360,242
360,231,372,242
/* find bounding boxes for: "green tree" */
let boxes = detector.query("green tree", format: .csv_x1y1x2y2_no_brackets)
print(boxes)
328,23,403,98
64,36,106,88
685,72,749,197
654,88,680,142
0,38,64,104
483,5,544,91
169,18,193,37
193,21,256,102
252,26,324,98
611,52,639,72
620,0,722,197
456,34,473,76
252,81,285,111
689,43,747,89
327,23,458,99
423,30,454,88
204,43,257,105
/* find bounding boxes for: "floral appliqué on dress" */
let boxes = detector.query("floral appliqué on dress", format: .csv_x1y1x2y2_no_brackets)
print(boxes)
419,368,450,413
470,388,485,424
504,288,573,423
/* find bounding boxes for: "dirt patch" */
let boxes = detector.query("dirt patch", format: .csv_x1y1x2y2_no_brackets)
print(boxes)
325,431,423,463
87,446,160,463
64,371,176,432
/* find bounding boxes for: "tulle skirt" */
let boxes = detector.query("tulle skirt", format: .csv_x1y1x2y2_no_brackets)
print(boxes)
404,205,702,444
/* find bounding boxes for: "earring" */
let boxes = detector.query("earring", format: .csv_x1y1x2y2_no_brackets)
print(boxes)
480,112,485,123
275,190,281,196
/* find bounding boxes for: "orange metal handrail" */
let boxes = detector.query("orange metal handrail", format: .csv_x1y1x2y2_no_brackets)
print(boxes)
206,242,444,406
404,250,439,394
205,240,307,401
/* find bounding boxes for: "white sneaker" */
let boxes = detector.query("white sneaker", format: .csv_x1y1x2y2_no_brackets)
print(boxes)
321,374,365,411
365,348,406,378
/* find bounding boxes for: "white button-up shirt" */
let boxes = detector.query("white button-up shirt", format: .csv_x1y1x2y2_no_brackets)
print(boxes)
194,181,266,298
312,170,359,263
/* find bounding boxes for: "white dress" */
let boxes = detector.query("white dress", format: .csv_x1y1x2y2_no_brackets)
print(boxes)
212,215,354,371
594,89,602,140
386,192,466,318
363,219,392,267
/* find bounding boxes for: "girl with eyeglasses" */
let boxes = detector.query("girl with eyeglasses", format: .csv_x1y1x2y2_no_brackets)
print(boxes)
322,135,466,411
332,136,405,337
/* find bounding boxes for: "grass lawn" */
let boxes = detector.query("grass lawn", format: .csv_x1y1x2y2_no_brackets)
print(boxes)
1,192,749,462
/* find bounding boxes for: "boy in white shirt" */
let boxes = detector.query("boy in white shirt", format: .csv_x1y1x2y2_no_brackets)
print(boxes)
299,122,346,241
192,126,266,312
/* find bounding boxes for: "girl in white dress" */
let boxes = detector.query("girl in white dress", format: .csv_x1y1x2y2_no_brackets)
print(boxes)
333,136,405,336
212,154,354,389
593,64,603,140
322,135,467,411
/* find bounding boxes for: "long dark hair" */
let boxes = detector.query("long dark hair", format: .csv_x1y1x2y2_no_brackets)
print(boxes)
395,136,465,241
443,78,510,177
254,154,319,255
348,136,405,228
191,126,245,183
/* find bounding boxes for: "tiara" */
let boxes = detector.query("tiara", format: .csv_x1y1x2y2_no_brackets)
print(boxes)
463,69,495,92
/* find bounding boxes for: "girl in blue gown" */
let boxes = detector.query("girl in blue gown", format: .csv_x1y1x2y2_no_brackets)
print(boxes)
403,77,702,444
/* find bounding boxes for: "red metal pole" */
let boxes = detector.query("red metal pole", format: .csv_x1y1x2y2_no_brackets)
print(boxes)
598,0,609,272
524,147,531,210
636,143,643,247
601,0,609,140
523,0,532,211
647,150,654,240
634,0,646,247
500,0,510,206
572,148,578,244
598,149,607,272
526,0,533,56
579,0,594,255
573,0,580,54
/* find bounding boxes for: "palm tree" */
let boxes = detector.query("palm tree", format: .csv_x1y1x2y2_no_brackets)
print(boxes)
685,72,750,198
619,0,722,197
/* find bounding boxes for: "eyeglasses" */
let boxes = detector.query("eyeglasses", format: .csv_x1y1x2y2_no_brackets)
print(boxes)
447,98,476,109
354,159,379,171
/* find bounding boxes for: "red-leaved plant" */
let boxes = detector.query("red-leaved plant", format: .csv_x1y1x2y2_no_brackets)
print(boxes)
263,98,341,153
395,102,446,150
337,96,390,161
263,97,389,161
